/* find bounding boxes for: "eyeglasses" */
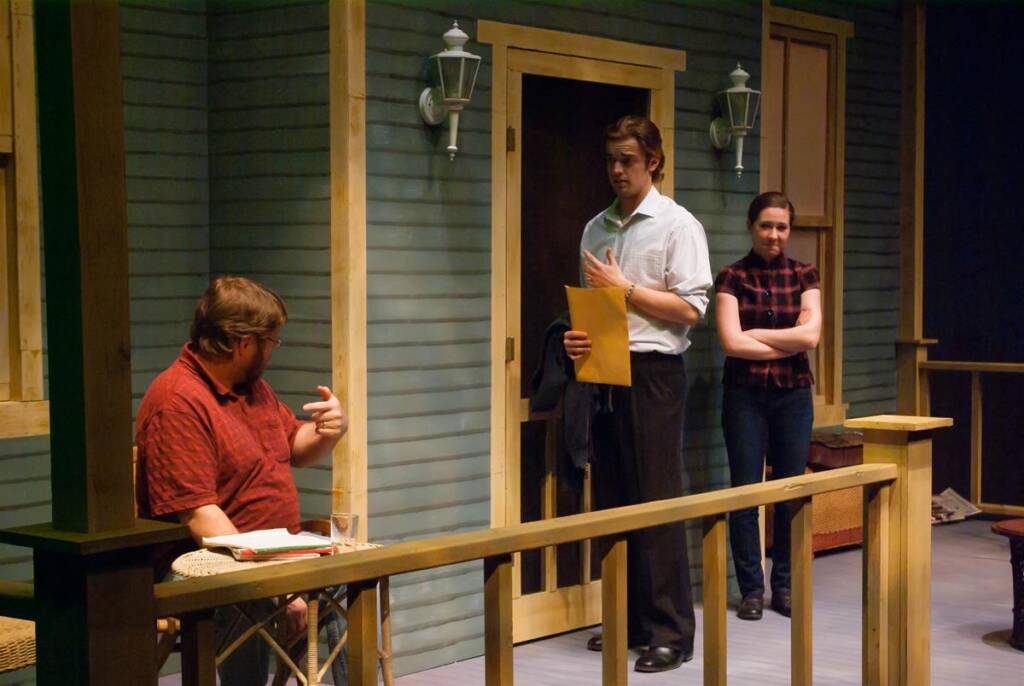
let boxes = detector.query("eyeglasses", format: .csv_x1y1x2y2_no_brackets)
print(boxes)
263,336,283,349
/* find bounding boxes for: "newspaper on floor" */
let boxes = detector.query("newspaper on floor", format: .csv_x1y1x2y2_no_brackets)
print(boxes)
931,487,982,524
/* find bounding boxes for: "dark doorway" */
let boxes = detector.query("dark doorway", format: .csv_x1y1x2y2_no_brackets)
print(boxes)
518,74,648,594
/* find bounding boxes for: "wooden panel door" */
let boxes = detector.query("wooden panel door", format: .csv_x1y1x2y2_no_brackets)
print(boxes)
504,50,661,642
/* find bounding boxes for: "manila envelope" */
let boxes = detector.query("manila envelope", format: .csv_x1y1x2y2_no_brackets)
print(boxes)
565,286,632,387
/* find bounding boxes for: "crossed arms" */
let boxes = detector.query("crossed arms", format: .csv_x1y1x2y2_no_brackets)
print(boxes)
715,288,822,360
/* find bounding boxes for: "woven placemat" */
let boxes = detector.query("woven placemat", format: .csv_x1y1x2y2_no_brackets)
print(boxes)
173,542,382,578
0,617,35,673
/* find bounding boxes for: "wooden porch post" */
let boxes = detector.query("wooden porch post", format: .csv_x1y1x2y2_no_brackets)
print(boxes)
895,1,934,415
845,415,952,686
702,515,727,686
484,554,515,686
600,537,627,686
0,2,185,684
348,579,380,686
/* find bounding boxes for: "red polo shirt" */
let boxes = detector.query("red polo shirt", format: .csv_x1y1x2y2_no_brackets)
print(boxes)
135,344,303,533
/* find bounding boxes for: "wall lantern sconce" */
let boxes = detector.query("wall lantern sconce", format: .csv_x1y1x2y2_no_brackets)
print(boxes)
709,63,761,177
418,21,481,161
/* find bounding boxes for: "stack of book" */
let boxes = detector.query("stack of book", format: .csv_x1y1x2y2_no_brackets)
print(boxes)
202,529,333,561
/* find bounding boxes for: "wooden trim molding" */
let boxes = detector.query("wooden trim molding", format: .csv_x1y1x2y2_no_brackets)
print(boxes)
478,21,685,71
329,0,368,538
765,4,852,426
0,0,43,422
10,0,41,402
768,6,854,39
0,399,47,438
896,3,928,417
488,37,509,530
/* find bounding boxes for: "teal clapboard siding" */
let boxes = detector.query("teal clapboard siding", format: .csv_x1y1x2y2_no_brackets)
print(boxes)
206,0,333,520
122,0,211,413
364,1,492,672
365,0,763,674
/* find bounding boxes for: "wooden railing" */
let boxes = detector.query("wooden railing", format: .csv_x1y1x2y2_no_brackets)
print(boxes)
919,360,1024,517
158,468,900,686
2,416,946,685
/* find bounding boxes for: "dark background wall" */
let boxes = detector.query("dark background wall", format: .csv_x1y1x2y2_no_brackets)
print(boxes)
925,2,1024,505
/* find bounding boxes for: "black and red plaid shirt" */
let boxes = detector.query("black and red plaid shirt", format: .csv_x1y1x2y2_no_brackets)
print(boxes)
714,251,820,388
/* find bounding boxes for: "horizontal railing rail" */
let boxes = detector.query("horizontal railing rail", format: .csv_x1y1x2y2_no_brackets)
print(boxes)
919,360,1024,374
919,359,1024,517
154,464,896,617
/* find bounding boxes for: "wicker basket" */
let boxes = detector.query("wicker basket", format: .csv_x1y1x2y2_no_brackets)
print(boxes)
0,617,35,674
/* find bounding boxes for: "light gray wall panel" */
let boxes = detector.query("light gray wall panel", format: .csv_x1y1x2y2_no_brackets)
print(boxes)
206,0,333,538
0,436,50,582
122,0,211,406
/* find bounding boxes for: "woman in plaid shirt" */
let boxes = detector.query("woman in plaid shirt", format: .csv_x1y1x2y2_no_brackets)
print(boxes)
714,192,822,621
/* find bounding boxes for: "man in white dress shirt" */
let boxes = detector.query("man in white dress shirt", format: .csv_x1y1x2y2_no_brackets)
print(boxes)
564,115,712,673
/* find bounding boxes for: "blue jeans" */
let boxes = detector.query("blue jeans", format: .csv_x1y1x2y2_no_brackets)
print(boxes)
722,385,813,597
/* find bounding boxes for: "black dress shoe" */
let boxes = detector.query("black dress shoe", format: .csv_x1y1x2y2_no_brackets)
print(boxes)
586,634,648,652
771,589,792,617
634,646,693,673
737,593,764,620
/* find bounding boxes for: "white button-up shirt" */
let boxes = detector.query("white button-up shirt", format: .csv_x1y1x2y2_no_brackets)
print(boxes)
579,186,712,354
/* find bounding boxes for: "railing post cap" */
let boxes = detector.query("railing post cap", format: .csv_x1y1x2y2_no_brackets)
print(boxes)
844,414,953,432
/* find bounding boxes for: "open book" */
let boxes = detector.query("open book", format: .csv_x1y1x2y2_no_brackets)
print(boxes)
202,528,333,561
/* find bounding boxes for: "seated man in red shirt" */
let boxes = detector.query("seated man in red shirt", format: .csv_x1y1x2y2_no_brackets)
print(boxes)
136,275,346,686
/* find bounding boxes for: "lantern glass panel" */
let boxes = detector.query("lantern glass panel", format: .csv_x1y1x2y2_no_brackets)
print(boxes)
728,92,751,129
462,58,480,101
439,57,470,101
747,94,761,130
432,55,447,96
439,57,461,99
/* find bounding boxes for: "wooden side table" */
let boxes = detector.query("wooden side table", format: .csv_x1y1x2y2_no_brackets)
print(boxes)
991,519,1024,651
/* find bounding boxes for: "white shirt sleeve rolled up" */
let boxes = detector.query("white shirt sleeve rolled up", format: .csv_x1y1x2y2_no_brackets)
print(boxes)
579,187,713,355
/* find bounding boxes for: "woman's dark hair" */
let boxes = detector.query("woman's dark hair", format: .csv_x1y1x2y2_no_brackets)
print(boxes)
747,191,796,227
190,276,287,357
605,115,665,182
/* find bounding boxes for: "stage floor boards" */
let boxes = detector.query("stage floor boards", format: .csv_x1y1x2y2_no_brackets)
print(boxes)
151,518,1021,685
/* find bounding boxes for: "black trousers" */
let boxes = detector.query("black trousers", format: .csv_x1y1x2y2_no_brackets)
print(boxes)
591,351,695,651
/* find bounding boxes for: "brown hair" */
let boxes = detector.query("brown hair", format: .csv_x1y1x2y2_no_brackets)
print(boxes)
190,276,287,357
747,191,796,228
604,115,665,182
